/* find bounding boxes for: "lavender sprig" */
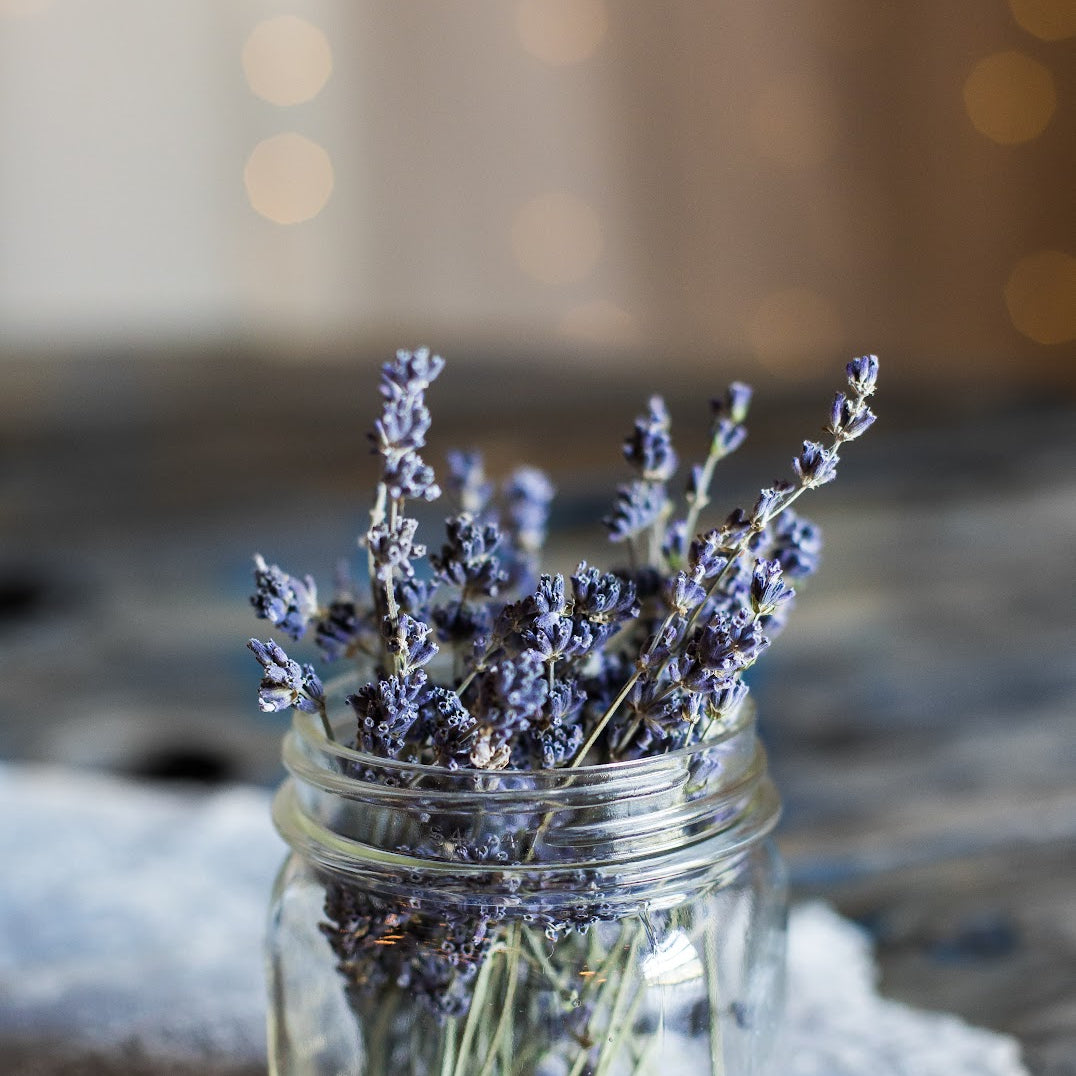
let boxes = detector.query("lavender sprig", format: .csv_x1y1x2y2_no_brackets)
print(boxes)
573,355,879,765
247,349,878,771
247,637,331,739
251,555,318,641
365,348,444,676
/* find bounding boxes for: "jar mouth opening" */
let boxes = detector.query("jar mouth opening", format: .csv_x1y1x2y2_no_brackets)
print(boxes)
289,696,755,787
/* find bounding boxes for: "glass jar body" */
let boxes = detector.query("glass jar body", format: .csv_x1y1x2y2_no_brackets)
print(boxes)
267,840,786,1076
266,708,787,1076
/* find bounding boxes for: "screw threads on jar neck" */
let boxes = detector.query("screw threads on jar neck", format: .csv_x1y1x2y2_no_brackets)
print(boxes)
273,706,780,906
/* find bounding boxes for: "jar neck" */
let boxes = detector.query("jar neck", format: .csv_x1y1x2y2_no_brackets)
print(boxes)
273,706,780,906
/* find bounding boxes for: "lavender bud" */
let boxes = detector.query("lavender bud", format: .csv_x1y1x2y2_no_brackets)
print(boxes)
248,637,316,713
750,559,794,616
793,441,839,488
383,450,441,502
380,347,446,399
571,563,638,623
624,396,677,481
383,613,439,670
445,450,493,515
669,570,708,615
347,670,428,757
846,354,879,396
604,480,667,542
250,555,318,641
769,510,822,578
504,467,555,553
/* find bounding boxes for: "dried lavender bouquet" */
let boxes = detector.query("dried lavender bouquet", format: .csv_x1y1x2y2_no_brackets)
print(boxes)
251,349,878,1076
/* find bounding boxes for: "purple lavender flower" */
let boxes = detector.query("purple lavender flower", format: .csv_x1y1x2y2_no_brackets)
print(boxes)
369,348,444,504
688,531,731,581
424,687,478,770
504,467,555,553
750,485,792,528
571,563,638,624
247,638,324,714
668,570,709,615
347,670,428,757
691,611,770,673
708,382,752,455
380,346,445,397
702,675,749,720
793,440,840,488
432,599,494,650
382,451,441,502
604,480,667,542
250,555,318,641
382,612,439,670
367,516,425,581
846,354,879,396
431,514,507,596
474,650,548,739
768,509,822,578
827,392,877,442
395,576,439,620
749,559,794,617
623,396,677,482
445,450,493,515
314,599,365,662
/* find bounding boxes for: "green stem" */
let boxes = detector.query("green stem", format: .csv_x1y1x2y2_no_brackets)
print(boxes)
592,941,645,1076
451,942,501,1076
439,1016,458,1076
570,668,642,768
477,925,521,1076
705,921,727,1076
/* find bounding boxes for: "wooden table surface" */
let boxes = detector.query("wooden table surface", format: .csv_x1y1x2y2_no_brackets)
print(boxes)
1,357,1072,1074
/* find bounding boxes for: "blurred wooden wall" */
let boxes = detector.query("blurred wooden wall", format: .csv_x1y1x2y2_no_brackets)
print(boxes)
0,0,1072,396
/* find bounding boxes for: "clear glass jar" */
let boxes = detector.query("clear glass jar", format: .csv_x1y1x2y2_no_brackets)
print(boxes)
267,705,787,1076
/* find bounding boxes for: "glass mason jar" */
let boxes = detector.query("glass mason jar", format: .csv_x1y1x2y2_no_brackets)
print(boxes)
267,704,787,1076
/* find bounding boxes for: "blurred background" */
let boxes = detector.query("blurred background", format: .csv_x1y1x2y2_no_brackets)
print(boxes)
1,0,1073,1072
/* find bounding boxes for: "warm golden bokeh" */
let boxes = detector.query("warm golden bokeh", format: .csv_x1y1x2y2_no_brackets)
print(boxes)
1004,250,1076,344
1007,0,1076,40
515,0,607,66
511,193,604,286
963,51,1057,144
242,16,333,107
244,133,335,225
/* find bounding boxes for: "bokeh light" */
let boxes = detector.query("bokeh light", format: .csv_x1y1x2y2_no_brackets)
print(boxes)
244,133,334,225
749,81,838,169
1007,0,1076,40
745,288,844,371
515,0,608,66
242,16,333,107
511,193,604,285
1004,250,1076,344
963,51,1057,144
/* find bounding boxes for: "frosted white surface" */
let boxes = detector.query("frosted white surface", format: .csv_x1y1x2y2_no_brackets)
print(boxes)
0,764,1029,1074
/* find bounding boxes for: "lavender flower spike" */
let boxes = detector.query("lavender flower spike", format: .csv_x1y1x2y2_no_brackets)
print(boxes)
624,396,677,482
247,638,324,715
505,467,555,554
250,555,318,641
